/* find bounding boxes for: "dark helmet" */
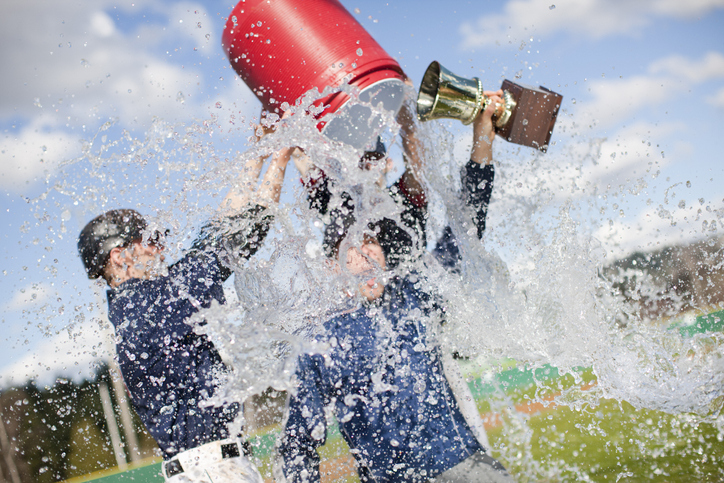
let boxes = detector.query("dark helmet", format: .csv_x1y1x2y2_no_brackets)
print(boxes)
77,209,148,279
322,201,412,269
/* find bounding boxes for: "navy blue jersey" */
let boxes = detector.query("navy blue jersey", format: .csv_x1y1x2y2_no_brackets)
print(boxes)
280,276,482,482
280,161,495,481
107,206,271,458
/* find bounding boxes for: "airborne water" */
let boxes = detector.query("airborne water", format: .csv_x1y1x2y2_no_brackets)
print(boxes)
41,83,724,480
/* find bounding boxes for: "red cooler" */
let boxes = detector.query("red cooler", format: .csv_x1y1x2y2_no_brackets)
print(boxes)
221,0,407,150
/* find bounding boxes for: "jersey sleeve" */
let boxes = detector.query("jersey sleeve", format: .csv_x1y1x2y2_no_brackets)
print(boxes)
433,161,495,270
461,161,495,239
189,204,274,279
278,355,328,483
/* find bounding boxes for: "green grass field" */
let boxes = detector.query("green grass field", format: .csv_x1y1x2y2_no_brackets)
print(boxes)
71,310,724,482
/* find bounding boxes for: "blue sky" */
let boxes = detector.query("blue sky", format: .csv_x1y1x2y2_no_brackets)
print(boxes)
1,0,723,385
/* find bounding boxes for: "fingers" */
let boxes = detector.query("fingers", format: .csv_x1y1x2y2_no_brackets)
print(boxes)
483,89,503,98
479,92,504,126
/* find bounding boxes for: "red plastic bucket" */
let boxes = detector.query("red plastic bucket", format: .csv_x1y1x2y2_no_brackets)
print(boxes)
221,0,407,149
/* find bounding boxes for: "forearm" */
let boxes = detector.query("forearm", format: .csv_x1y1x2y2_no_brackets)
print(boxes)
398,101,426,198
462,160,495,239
470,90,503,165
470,131,494,165
256,147,293,206
191,204,273,276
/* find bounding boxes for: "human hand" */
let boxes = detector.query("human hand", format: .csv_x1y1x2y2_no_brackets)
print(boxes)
471,89,503,165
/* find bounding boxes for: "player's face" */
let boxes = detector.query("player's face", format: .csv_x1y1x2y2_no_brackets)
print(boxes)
345,237,386,301
124,240,167,280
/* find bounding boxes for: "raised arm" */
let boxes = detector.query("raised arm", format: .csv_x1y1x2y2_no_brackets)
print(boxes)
219,115,293,214
192,116,293,273
396,101,426,202
464,90,502,238
433,91,502,269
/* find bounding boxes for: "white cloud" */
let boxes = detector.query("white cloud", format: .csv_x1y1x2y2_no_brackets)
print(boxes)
0,315,114,388
166,2,218,53
709,87,724,108
570,51,724,130
490,121,677,207
480,118,701,264
0,0,259,189
573,75,676,131
653,0,724,18
0,0,211,124
0,118,79,190
649,52,724,83
460,0,724,48
593,191,724,258
90,10,116,38
4,282,56,312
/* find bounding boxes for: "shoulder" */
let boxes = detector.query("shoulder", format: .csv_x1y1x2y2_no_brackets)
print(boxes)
168,249,224,284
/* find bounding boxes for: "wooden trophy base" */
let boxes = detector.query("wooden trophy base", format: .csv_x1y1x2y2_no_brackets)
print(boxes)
496,80,562,152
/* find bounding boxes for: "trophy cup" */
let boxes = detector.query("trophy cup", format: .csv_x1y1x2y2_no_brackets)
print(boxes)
417,61,563,152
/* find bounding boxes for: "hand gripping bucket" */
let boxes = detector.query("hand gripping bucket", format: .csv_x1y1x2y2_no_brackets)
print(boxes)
221,0,407,150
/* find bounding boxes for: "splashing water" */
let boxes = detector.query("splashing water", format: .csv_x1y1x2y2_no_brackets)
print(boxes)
40,81,724,480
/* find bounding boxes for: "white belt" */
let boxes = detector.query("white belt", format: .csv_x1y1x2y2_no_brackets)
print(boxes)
163,438,251,478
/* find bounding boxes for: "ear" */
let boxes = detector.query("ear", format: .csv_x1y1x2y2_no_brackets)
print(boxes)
107,246,129,271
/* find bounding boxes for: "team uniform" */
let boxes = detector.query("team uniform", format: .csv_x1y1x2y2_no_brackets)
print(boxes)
106,207,271,483
278,162,513,482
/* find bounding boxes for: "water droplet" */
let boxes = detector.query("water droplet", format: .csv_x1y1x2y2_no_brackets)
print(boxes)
232,15,238,26
205,33,210,40
197,22,202,28
571,98,576,104
686,180,691,188
266,39,271,44
80,58,89,67
356,48,363,56
127,89,132,94
515,70,522,79
215,101,222,109
522,119,528,125
549,4,556,9
354,7,360,14
257,21,262,27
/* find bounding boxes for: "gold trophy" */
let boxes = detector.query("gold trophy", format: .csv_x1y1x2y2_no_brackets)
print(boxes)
417,61,563,152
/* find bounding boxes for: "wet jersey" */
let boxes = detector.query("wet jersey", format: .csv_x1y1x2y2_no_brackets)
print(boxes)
280,161,495,482
106,206,271,458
